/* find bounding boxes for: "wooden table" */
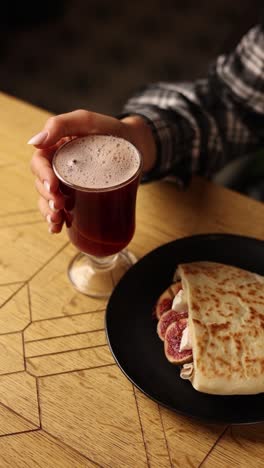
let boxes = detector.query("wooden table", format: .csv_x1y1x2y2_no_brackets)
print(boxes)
0,92,264,467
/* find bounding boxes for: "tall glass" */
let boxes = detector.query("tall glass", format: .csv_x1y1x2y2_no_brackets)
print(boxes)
52,135,142,298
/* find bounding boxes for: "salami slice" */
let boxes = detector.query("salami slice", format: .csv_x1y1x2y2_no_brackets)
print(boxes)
157,310,188,341
164,319,193,365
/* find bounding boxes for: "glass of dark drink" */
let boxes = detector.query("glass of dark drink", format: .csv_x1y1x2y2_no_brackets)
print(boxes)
52,135,142,297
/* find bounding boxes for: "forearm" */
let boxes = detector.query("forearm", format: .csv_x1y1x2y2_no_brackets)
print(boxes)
122,24,264,184
121,115,157,174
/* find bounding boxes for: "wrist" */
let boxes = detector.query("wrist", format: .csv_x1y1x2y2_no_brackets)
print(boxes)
121,115,157,173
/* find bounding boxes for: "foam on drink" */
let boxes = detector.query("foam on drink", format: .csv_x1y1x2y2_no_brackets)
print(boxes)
53,135,141,189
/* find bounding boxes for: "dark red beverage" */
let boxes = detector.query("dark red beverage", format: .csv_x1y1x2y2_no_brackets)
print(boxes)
53,135,142,257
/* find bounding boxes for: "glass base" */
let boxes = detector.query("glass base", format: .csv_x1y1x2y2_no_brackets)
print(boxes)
68,249,137,298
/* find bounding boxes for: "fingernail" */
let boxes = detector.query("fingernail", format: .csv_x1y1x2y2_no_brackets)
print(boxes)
48,200,59,212
47,214,61,225
48,225,55,234
44,180,51,193
27,131,48,145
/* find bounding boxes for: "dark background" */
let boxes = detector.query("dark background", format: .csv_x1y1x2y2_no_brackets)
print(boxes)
0,0,262,115
0,0,263,199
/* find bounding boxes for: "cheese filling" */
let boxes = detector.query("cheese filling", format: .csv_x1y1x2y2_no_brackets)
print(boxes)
172,288,192,353
179,325,192,352
172,289,187,311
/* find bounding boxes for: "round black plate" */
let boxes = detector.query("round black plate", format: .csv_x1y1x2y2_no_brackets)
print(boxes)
105,234,264,424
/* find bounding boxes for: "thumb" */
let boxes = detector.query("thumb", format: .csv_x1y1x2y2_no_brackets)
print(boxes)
28,110,125,148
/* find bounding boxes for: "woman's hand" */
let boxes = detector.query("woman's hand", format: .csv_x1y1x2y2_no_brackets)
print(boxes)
29,109,156,233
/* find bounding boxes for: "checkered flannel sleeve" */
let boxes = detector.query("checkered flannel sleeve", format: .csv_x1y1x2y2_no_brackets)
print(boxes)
123,24,264,186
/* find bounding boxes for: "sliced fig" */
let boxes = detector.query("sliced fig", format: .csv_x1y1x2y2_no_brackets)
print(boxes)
154,281,182,319
157,310,188,341
164,320,193,365
171,281,182,296
154,291,173,320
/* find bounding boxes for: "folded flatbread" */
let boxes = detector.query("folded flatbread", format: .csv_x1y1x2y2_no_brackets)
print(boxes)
155,261,264,395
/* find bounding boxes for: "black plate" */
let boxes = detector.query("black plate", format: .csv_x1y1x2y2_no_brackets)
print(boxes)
105,234,264,424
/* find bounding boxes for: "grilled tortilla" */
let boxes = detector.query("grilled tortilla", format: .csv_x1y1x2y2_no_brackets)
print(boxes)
177,262,264,395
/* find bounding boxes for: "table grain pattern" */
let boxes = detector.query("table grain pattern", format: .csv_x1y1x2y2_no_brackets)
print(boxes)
0,92,264,467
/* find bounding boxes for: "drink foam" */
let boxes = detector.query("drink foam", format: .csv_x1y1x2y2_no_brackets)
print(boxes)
53,135,141,189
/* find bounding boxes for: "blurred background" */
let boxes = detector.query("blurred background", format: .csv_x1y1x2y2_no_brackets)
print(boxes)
0,0,263,197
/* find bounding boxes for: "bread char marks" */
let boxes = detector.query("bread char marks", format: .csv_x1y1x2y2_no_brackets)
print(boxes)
190,287,235,320
179,262,264,384
192,318,244,379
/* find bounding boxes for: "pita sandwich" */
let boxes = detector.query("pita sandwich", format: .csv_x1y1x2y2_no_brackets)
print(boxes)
155,261,264,395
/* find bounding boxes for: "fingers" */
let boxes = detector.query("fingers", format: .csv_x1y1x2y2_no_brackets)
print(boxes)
28,110,125,149
29,109,129,239
31,154,58,193
34,178,65,210
30,141,65,192
38,197,64,234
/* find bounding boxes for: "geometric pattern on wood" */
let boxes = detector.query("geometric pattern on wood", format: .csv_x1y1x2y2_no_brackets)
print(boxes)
1,92,264,465
202,424,264,467
28,243,108,321
0,285,30,333
39,367,149,466
0,430,97,467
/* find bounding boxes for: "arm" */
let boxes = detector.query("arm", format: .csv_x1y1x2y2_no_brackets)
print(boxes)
30,24,264,234
122,24,264,186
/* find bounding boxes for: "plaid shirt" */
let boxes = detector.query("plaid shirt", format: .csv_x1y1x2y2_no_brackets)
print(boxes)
123,24,264,186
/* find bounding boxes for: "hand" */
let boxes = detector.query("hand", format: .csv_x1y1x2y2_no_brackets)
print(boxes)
29,109,156,233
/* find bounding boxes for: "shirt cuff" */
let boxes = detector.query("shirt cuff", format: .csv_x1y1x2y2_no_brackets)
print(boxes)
120,105,186,186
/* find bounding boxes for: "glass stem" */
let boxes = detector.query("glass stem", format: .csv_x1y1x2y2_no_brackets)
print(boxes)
86,253,118,270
